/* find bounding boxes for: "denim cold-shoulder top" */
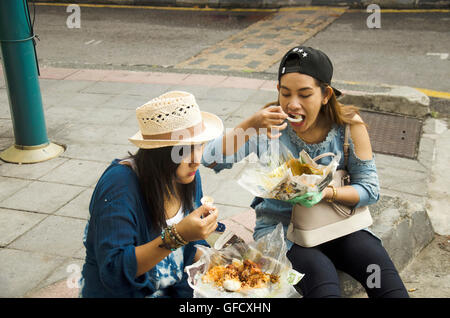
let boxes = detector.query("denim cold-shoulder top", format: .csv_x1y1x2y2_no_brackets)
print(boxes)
201,124,380,250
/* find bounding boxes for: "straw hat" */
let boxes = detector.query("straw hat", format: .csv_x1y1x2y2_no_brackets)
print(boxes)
129,91,223,149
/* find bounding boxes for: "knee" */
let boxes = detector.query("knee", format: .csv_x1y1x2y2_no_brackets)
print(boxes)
287,245,341,298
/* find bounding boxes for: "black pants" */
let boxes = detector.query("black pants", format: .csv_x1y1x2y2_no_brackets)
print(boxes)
286,230,409,298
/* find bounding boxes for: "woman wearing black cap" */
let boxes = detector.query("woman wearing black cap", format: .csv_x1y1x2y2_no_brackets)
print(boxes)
202,46,409,298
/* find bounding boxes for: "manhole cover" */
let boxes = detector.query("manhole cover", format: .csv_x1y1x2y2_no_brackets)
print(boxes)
360,110,422,159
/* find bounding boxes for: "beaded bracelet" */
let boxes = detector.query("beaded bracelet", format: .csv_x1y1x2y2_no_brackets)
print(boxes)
158,225,187,251
172,224,188,245
159,228,178,251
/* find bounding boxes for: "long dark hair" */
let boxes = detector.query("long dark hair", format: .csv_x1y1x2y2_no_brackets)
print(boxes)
128,146,196,231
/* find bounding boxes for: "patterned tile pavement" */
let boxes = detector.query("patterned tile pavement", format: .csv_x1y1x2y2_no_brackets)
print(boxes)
176,7,346,72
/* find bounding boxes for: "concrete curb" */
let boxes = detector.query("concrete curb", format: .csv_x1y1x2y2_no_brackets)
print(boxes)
33,0,450,9
335,80,431,118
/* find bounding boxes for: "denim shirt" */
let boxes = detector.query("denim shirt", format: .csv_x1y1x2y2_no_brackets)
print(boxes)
201,124,380,249
80,159,208,298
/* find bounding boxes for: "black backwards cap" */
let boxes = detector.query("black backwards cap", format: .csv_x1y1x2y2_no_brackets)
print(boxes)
278,46,342,97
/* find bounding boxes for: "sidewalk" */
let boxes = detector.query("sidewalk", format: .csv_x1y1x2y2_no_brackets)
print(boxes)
0,66,448,298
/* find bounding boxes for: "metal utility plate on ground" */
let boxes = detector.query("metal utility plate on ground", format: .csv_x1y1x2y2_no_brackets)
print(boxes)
360,110,422,160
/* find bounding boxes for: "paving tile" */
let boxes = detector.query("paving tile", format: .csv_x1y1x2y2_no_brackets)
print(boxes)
377,165,428,196
188,58,207,65
178,74,227,87
39,159,108,187
56,92,115,109
0,208,47,246
219,77,265,90
195,98,242,117
215,204,249,222
210,178,254,208
9,215,87,258
39,67,79,80
46,105,131,126
0,180,85,214
42,80,96,95
203,87,258,102
28,258,84,296
229,209,256,232
55,187,94,220
51,123,112,144
0,157,68,180
245,61,262,69
101,70,153,83
0,137,13,151
220,219,254,243
242,43,264,49
142,72,189,85
246,89,278,105
166,84,212,100
198,163,247,198
102,124,138,145
80,81,137,95
63,69,115,81
0,177,32,202
0,118,13,137
100,94,152,110
207,64,231,70
0,97,11,119
120,83,173,97
224,53,247,59
259,80,278,91
61,142,137,163
0,248,65,297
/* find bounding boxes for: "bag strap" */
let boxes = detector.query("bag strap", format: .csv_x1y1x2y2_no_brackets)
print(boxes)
343,124,350,169
311,125,350,167
312,152,335,162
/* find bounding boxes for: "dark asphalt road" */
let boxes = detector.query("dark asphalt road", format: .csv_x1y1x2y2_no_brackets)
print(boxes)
33,5,271,69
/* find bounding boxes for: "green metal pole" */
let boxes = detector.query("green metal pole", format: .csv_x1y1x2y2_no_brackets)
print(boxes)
0,0,64,163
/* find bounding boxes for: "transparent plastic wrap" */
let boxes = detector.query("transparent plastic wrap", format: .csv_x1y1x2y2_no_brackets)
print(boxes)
185,223,304,298
237,141,340,201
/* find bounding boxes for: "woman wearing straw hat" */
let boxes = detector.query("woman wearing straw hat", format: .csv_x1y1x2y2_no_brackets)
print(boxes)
202,46,408,298
80,91,224,298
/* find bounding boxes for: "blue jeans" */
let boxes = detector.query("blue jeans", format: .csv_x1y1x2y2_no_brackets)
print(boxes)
287,230,409,298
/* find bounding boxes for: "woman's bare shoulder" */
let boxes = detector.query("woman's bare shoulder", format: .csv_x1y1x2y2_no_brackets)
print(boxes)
348,114,373,160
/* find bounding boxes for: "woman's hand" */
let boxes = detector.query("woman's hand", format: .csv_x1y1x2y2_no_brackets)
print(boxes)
176,204,218,242
248,106,288,139
286,192,323,208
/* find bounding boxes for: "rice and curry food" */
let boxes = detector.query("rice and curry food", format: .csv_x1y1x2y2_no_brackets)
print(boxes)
202,259,279,292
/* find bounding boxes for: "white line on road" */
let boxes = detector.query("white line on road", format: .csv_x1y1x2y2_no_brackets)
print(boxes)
85,39,95,45
426,53,449,60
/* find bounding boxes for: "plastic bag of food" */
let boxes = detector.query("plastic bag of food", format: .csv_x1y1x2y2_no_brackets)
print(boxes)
237,140,340,201
185,223,304,298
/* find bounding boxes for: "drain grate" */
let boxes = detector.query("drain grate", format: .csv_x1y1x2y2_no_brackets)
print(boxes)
360,110,422,159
